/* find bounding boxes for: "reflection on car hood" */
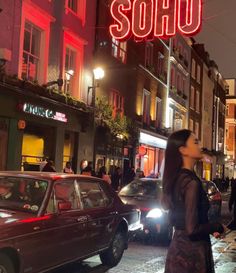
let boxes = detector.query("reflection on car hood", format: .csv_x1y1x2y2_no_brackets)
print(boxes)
119,195,160,210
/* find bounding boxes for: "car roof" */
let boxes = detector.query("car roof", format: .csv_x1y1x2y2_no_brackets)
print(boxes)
131,178,162,183
0,171,102,183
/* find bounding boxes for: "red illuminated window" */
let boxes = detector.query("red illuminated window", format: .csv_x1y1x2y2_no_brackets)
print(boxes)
65,0,86,24
68,0,78,12
111,38,127,63
111,90,124,117
22,22,41,81
145,42,153,68
64,47,76,95
142,89,151,125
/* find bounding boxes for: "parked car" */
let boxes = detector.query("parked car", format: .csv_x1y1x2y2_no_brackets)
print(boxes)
119,178,172,243
202,180,222,221
0,172,142,273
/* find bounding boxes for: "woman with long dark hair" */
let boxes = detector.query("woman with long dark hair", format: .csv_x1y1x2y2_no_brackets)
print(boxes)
163,129,225,273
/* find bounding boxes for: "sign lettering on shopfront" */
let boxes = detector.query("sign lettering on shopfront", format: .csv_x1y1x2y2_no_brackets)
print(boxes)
109,0,202,41
22,103,68,123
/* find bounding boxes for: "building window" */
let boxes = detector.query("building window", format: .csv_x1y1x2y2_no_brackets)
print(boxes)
189,119,194,131
226,105,229,116
196,90,200,112
22,22,41,81
142,90,151,124
68,0,78,12
63,31,84,98
195,121,199,138
111,90,124,117
190,86,195,109
177,73,181,91
169,107,174,130
171,68,175,88
174,112,183,131
65,0,86,23
157,52,164,78
64,47,76,94
197,65,201,83
155,98,162,128
145,42,153,68
111,38,127,63
182,78,186,93
191,59,196,79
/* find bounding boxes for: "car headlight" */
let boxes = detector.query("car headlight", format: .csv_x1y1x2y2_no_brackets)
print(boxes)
146,208,163,218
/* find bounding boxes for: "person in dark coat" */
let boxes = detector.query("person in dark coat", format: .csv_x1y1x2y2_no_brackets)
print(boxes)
162,130,225,273
42,160,56,172
228,182,236,230
81,161,96,176
111,167,122,191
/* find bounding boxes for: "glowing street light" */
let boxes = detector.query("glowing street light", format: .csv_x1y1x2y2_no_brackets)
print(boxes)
93,67,105,80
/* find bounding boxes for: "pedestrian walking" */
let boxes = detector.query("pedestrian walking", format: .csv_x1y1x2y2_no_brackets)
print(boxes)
98,166,111,184
42,159,56,172
63,161,74,174
81,161,96,176
162,129,225,273
228,181,236,230
111,167,122,191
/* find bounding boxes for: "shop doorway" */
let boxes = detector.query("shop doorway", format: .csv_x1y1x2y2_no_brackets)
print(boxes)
63,131,78,173
0,121,8,170
22,124,55,171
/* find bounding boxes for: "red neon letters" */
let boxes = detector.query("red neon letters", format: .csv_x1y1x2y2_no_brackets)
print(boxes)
109,0,202,41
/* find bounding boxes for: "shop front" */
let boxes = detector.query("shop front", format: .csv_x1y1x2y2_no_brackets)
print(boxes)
136,130,167,177
0,83,93,173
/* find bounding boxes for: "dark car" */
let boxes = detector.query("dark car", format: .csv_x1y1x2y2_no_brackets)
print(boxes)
0,172,141,273
119,178,172,243
202,180,222,221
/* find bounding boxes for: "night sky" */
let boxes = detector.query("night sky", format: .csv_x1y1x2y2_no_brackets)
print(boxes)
196,0,236,78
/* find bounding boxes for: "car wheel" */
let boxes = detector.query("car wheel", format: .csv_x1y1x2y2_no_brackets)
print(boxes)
100,231,126,267
0,253,15,273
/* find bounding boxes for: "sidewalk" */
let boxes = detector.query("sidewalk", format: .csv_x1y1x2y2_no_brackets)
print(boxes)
212,230,236,273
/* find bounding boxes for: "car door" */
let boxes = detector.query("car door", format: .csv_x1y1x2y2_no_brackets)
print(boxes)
78,178,116,253
41,179,89,267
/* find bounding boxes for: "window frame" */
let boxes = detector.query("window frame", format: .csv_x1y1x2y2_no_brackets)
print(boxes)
19,1,54,84
190,86,195,109
145,42,154,68
62,30,85,98
65,0,87,26
111,38,127,64
142,89,151,125
196,90,200,113
111,89,124,118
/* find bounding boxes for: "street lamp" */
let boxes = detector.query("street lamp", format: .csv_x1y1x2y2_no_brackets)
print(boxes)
87,67,105,106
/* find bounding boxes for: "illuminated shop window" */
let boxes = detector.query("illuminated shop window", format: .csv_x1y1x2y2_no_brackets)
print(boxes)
111,38,127,63
22,22,41,81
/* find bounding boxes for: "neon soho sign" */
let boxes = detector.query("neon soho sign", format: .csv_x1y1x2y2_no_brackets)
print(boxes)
109,0,202,41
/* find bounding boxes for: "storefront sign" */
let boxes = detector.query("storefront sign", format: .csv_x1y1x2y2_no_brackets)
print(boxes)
21,103,68,123
109,0,202,41
139,132,167,149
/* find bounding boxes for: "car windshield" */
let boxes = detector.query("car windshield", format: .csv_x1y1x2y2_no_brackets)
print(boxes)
0,176,48,214
119,179,161,198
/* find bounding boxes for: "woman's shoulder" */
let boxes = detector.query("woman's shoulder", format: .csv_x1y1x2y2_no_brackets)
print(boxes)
177,169,199,189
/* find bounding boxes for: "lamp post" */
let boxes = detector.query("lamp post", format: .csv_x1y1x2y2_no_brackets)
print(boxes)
87,67,105,106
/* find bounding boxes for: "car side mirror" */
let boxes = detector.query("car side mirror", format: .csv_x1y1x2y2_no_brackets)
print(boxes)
58,201,72,212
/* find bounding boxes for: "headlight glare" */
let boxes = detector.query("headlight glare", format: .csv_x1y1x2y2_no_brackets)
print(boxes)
146,208,163,218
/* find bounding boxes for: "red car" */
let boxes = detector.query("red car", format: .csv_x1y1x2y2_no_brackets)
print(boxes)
0,172,141,273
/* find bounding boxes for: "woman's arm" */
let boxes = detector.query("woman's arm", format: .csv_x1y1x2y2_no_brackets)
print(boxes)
184,180,224,241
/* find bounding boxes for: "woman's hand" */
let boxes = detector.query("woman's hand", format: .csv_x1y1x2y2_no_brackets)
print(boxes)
213,224,228,239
